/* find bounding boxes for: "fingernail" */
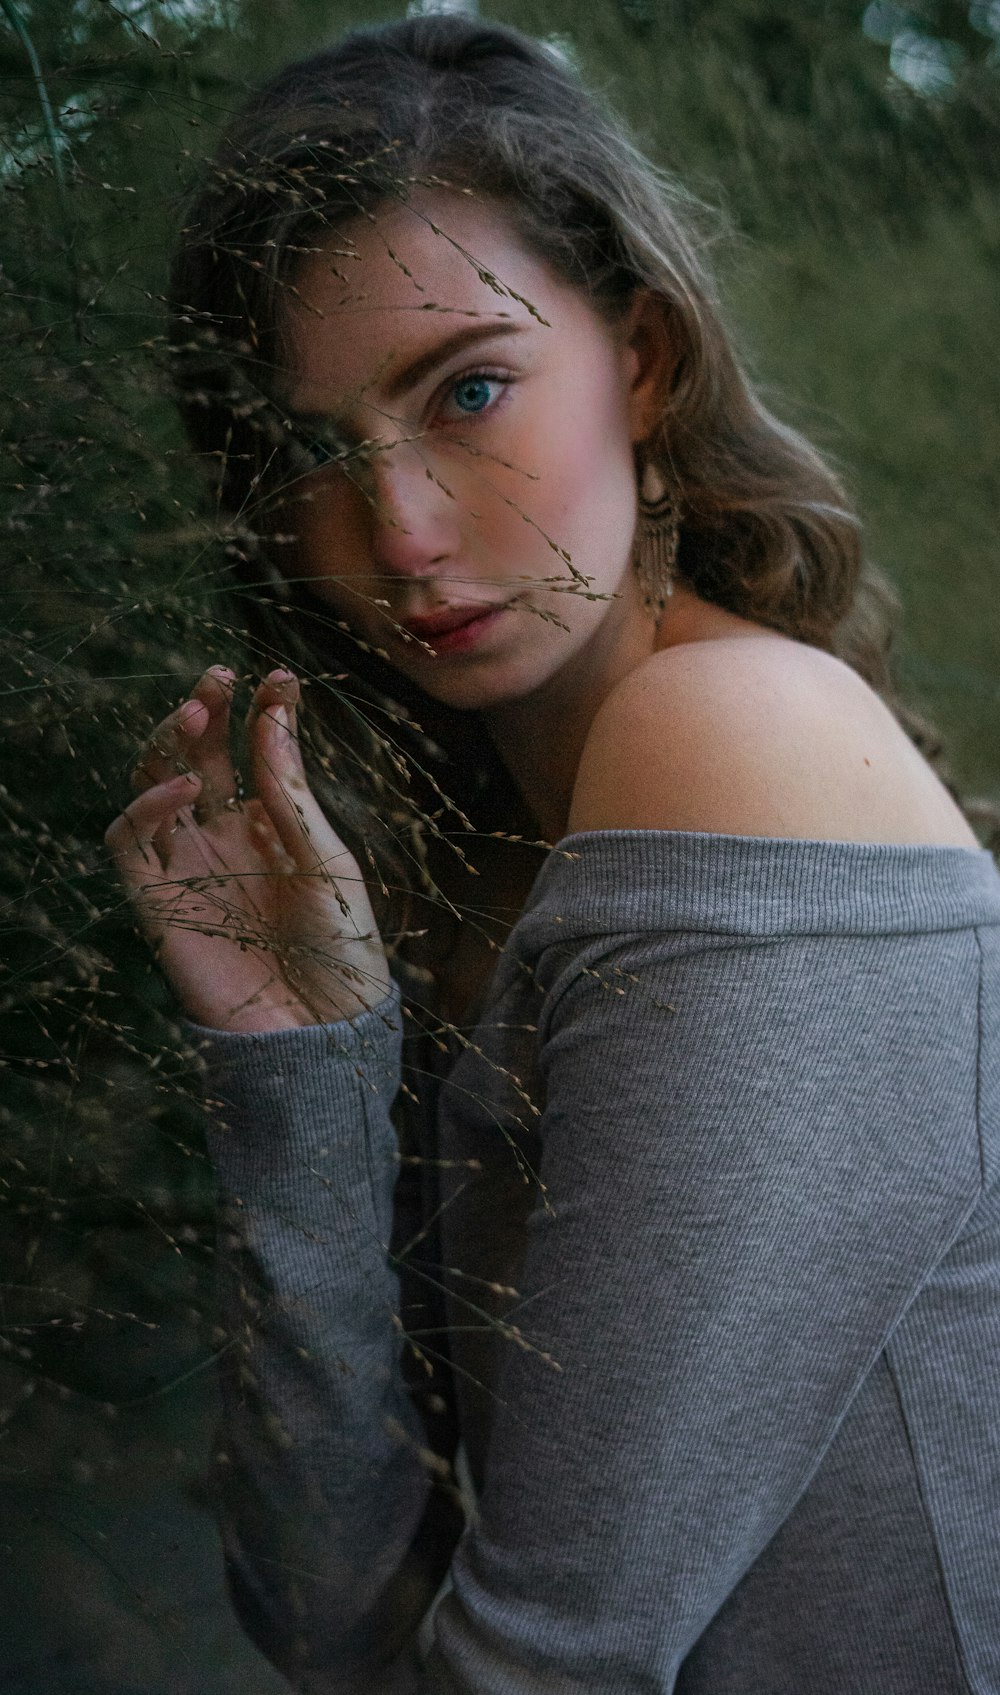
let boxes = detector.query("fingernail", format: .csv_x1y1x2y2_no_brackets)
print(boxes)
178,701,201,729
269,669,294,685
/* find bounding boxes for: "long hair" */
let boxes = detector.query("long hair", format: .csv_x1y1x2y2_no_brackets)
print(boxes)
166,14,981,973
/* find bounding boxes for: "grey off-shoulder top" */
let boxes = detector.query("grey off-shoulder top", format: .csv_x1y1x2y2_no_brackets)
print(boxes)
195,830,1000,1694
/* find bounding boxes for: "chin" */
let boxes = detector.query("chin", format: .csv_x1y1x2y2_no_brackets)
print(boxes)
392,621,583,714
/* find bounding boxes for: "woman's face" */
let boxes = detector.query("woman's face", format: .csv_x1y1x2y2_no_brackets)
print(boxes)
278,189,666,712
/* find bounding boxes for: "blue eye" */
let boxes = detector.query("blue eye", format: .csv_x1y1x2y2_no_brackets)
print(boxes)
452,375,495,413
441,371,509,422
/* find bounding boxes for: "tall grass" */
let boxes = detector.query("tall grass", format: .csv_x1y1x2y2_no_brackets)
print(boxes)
0,2,996,1687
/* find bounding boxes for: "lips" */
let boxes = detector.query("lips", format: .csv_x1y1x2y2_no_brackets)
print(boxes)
400,603,508,640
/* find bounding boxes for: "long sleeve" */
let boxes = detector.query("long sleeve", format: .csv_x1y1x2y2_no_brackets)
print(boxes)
197,983,463,1693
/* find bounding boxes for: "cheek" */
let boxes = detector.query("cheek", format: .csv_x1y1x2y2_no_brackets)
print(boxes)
515,379,635,561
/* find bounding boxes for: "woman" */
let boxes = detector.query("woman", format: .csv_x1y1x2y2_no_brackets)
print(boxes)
105,16,1000,1694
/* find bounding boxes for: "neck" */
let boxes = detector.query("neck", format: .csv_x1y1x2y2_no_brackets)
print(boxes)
484,689,593,845
483,598,662,844
482,584,733,842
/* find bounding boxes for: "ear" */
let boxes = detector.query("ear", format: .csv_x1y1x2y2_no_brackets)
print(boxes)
620,288,677,446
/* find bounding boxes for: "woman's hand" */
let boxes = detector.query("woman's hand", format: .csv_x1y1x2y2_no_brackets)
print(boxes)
105,665,393,1033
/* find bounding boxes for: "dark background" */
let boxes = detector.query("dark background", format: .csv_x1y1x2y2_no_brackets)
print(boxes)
1,2,997,1688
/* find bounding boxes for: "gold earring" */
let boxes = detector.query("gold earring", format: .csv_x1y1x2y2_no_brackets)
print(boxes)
633,457,680,616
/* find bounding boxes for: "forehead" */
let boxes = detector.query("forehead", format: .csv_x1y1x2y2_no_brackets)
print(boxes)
280,188,573,413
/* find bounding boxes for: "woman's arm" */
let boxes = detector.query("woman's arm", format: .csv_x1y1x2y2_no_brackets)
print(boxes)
200,985,464,1694
105,666,461,1689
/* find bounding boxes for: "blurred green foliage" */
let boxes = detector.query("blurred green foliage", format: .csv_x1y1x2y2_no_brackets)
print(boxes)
0,1,997,1687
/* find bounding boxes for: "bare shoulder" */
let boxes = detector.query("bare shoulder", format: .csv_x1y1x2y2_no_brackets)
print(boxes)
567,635,980,849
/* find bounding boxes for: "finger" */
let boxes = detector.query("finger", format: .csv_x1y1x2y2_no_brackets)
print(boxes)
130,662,237,796
244,795,298,874
248,668,300,725
185,665,241,816
131,697,209,795
106,773,203,888
249,689,353,879
247,671,308,850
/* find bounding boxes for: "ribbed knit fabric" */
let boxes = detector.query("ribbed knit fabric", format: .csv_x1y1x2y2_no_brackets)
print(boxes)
197,830,1000,1694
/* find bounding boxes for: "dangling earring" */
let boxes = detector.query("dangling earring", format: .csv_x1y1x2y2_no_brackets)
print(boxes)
632,456,681,617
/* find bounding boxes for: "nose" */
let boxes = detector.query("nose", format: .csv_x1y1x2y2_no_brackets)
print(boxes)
368,437,459,579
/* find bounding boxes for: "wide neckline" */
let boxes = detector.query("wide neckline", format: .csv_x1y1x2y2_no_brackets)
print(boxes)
553,826,989,860
509,826,1000,945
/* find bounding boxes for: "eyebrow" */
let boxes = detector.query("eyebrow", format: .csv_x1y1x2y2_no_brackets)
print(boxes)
382,319,529,401
287,319,530,425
